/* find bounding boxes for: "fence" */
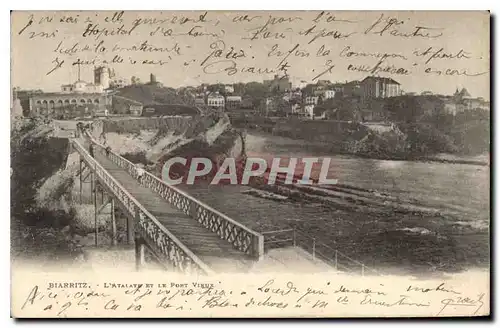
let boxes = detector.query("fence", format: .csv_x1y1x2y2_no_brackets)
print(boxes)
83,131,265,260
72,138,214,275
262,227,380,276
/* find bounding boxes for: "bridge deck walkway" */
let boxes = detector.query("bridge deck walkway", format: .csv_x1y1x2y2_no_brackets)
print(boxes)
92,150,253,273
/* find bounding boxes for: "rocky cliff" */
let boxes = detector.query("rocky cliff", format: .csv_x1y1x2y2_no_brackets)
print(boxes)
90,114,245,179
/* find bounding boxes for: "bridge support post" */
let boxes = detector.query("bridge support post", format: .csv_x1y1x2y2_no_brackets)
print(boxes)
312,238,316,260
94,180,98,246
79,159,83,204
111,198,117,246
252,235,265,261
126,216,134,245
90,172,94,199
135,236,145,271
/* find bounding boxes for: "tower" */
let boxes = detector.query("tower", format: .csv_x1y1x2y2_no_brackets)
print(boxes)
150,73,157,84
11,87,23,118
94,66,110,89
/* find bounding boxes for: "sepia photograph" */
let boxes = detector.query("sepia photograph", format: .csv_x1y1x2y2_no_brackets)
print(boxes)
9,9,490,318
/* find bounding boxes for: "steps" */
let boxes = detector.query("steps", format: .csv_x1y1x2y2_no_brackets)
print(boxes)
82,245,165,272
250,246,336,274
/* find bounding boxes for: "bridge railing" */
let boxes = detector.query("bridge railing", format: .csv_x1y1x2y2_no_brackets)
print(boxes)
72,139,215,276
262,227,381,276
83,131,265,260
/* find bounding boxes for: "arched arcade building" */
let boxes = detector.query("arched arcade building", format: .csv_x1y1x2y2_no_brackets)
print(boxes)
29,93,111,116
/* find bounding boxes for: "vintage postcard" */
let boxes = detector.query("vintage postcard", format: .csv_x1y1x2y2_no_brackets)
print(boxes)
10,10,490,318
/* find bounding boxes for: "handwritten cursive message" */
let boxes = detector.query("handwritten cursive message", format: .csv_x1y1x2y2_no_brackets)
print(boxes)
11,10,489,94
12,270,490,318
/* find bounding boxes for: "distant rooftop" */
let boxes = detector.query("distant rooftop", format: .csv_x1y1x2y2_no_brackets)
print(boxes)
454,87,472,98
361,76,400,85
30,91,106,97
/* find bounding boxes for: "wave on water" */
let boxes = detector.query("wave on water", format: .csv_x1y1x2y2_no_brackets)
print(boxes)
376,160,405,169
451,220,489,231
397,227,433,235
242,188,289,201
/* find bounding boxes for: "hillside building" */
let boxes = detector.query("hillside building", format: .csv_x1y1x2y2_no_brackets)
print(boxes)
226,95,242,110
360,76,401,99
304,96,319,106
28,65,111,117
207,92,225,110
264,75,292,92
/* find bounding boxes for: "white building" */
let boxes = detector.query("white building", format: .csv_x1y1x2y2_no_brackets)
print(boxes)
323,90,335,100
296,80,308,90
60,65,116,94
194,95,206,107
304,105,315,118
305,96,319,106
291,103,301,114
263,97,275,114
226,95,242,110
11,88,23,117
207,92,225,110
110,77,129,89
360,76,401,99
224,85,234,94
61,81,104,94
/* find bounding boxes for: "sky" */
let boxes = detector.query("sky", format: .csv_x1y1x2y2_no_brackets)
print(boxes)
11,10,490,99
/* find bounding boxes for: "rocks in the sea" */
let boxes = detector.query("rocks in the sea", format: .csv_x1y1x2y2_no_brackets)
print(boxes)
61,225,71,234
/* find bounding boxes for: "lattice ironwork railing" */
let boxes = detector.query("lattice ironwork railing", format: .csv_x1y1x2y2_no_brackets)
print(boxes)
72,139,214,275
85,132,264,260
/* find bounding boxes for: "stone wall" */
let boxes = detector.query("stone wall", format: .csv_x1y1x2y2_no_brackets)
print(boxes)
91,115,222,140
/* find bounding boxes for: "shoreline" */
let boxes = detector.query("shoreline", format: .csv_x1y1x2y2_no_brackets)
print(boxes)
246,129,489,167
